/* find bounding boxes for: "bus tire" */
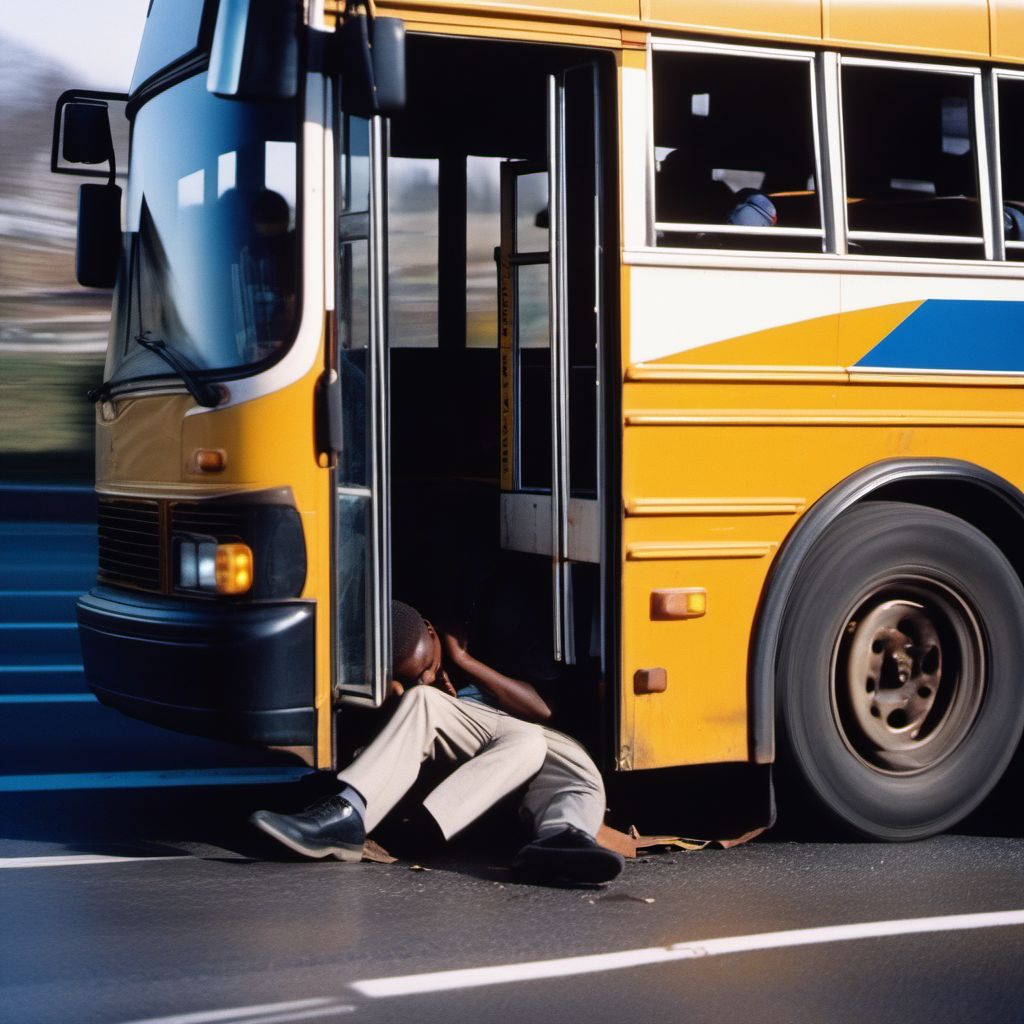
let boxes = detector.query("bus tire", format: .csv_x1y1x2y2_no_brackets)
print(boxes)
775,500,1024,840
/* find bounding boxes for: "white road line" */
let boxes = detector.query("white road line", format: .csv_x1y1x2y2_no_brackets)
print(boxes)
351,908,1024,998
0,854,184,869
115,998,353,1024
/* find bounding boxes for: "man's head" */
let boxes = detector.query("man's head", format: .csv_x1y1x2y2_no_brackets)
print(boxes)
391,600,442,687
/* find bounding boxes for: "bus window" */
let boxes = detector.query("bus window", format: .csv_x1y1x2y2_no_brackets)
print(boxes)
388,156,440,347
997,74,1024,259
841,61,985,259
466,155,501,348
652,46,824,252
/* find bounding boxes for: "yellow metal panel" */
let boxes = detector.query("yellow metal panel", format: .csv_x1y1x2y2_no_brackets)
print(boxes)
182,362,334,767
991,0,1024,63
98,347,335,768
619,360,1024,771
644,0,822,43
824,0,990,58
375,0,640,29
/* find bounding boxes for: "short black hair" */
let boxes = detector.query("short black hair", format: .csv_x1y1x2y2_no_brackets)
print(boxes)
392,599,429,676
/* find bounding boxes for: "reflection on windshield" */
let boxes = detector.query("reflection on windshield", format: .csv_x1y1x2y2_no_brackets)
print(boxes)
107,72,300,387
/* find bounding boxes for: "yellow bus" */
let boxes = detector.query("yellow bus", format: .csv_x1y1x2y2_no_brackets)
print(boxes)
54,0,1024,841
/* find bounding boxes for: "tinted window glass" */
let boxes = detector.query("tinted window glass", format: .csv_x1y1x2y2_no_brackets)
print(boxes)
998,77,1024,255
108,72,300,388
131,0,211,92
842,65,982,256
652,50,821,250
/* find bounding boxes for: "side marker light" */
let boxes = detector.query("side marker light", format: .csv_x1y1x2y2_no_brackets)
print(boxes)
650,588,707,620
194,449,227,473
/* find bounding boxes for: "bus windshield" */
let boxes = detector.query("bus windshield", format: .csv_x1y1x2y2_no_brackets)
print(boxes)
106,71,301,390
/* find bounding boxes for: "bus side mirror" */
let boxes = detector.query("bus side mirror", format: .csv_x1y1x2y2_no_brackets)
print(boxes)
208,0,301,100
340,15,406,118
63,101,114,166
76,184,122,289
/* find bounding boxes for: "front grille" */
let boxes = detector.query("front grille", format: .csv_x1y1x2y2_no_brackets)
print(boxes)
171,504,246,541
97,498,162,590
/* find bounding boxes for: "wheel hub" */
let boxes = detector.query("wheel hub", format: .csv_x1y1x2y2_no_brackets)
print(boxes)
832,578,985,774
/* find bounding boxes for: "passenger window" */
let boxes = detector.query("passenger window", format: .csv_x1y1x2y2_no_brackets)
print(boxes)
997,76,1024,259
841,63,983,259
651,48,823,252
466,156,501,348
389,156,440,347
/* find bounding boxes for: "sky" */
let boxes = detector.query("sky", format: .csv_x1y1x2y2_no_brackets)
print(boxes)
1,0,150,89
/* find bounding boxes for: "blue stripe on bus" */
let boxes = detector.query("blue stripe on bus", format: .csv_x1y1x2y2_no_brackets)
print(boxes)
856,299,1024,372
0,767,314,792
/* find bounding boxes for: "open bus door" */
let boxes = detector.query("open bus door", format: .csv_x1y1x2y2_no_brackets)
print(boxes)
333,112,392,712
498,63,605,670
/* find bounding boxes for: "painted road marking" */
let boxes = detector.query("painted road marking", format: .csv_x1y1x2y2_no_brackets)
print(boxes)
0,767,312,792
0,854,184,869
351,908,1024,997
115,997,354,1024
0,693,95,703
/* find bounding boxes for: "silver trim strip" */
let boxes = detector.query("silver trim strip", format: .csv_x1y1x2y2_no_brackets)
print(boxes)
651,37,816,62
548,74,571,664
623,249,1024,278
990,70,1008,262
847,231,984,244
655,222,823,237
368,115,391,705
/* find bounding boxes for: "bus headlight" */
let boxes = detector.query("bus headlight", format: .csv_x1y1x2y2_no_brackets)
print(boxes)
176,536,253,595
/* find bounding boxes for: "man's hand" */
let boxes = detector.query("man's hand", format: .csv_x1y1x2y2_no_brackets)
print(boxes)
442,631,468,667
431,667,457,698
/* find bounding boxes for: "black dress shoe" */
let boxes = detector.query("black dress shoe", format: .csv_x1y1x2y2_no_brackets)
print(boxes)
510,825,625,885
250,795,366,862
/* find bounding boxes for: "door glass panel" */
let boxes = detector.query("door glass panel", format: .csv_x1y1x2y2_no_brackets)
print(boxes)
343,116,370,213
516,171,549,253
516,262,550,349
335,112,384,703
335,494,371,689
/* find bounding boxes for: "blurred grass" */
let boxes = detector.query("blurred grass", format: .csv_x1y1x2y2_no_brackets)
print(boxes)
0,352,103,482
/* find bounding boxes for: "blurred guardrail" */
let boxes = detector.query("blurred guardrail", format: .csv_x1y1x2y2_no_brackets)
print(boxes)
0,483,310,792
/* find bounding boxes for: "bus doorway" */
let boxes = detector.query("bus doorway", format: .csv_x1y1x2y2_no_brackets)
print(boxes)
333,36,616,761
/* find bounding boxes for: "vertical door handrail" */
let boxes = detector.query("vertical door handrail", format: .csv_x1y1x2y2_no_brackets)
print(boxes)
368,114,392,697
548,75,574,664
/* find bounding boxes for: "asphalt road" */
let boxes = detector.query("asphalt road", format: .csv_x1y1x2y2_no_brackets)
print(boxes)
3,788,1024,1024
3,490,1023,1024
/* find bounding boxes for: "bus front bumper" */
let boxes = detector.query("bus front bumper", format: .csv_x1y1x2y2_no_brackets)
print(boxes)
76,587,316,746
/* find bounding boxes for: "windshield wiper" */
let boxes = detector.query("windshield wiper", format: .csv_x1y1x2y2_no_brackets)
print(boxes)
88,333,223,407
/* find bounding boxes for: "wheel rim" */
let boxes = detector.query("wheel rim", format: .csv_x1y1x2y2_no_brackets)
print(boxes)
831,576,986,775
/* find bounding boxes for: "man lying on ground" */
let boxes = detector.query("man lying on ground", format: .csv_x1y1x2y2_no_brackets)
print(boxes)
251,600,623,885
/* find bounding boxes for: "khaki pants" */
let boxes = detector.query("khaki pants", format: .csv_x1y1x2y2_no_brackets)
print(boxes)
337,685,605,840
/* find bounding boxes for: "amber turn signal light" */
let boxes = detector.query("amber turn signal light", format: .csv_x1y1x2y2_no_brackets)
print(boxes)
215,543,253,595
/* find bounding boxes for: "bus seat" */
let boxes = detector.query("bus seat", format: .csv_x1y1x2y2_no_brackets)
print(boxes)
726,188,776,227
656,147,733,224
847,195,980,236
1004,203,1024,242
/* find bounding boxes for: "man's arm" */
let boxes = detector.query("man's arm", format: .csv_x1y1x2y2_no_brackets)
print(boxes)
443,634,552,723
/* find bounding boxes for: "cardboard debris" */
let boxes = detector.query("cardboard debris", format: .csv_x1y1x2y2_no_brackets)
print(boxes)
360,839,397,864
596,822,766,858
